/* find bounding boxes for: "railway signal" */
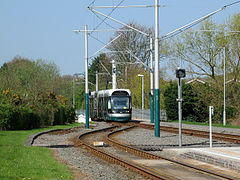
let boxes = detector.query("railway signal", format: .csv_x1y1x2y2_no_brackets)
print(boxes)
176,67,186,147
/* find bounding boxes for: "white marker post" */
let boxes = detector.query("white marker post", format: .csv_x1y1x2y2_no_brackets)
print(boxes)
209,106,214,148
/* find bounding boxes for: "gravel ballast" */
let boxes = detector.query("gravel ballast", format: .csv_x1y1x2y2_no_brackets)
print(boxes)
115,122,240,173
30,121,240,179
115,126,238,149
32,122,146,180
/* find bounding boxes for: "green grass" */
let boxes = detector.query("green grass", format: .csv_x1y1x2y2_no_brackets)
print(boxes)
0,123,82,180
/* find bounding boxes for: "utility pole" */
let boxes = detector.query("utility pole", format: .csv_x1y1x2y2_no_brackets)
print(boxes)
154,0,160,137
85,25,89,129
96,71,98,91
73,75,75,109
210,46,226,126
138,74,144,110
223,47,226,126
150,38,154,123
73,26,90,129
73,28,129,129
112,60,117,89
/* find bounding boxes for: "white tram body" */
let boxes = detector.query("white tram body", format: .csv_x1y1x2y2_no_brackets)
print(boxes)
89,89,132,122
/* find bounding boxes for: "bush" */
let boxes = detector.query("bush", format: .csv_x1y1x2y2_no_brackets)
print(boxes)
0,58,76,130
0,88,75,130
163,81,178,121
9,106,40,130
54,105,76,125
227,105,238,119
0,103,13,130
163,81,208,122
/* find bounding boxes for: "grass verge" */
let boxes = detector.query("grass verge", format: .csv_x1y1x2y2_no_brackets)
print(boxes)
0,123,82,180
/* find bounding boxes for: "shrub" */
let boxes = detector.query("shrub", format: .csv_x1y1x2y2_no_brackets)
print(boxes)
163,80,208,122
0,88,75,130
0,103,13,130
163,81,178,121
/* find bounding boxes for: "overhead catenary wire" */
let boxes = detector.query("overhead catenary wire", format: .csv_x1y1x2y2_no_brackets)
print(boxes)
91,10,117,31
89,8,148,36
85,0,240,74
226,0,240,7
160,1,240,41
99,60,111,76
89,0,126,35
89,5,164,9
90,34,122,59
88,0,96,9
88,34,106,45
188,30,240,33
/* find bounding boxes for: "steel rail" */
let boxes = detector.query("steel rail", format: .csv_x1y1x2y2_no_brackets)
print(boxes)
78,125,172,180
139,123,240,144
106,126,237,180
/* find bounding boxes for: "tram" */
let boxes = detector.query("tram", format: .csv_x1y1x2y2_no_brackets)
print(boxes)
89,89,132,122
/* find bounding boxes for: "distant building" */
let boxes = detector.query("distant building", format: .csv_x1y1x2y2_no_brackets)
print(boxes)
186,78,206,84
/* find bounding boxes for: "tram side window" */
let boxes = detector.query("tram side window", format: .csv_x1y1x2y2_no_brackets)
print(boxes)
94,98,97,110
108,98,111,109
104,97,108,111
101,97,104,111
98,97,102,112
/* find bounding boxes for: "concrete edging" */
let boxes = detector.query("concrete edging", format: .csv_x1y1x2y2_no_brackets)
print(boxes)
24,128,68,146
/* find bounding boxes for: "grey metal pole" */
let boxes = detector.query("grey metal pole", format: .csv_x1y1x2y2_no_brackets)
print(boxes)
150,38,154,123
154,0,160,137
138,74,144,115
85,25,89,129
96,71,98,91
73,76,75,109
209,106,213,148
142,76,144,110
178,77,182,147
223,47,226,126
112,60,117,89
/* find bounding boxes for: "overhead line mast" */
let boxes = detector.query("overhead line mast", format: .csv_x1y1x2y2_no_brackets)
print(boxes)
74,27,132,128
154,0,160,137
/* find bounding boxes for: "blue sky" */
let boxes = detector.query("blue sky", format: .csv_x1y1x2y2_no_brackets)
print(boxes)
0,0,239,75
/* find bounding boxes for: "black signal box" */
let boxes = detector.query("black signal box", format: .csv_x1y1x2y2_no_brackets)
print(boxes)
176,69,186,78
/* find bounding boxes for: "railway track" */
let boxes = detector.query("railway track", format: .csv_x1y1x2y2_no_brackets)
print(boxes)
139,123,240,144
78,125,166,180
77,124,237,180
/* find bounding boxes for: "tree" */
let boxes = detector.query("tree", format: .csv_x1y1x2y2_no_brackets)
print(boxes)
0,56,75,129
88,53,112,91
106,23,154,83
164,13,240,125
225,13,240,83
168,19,224,80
